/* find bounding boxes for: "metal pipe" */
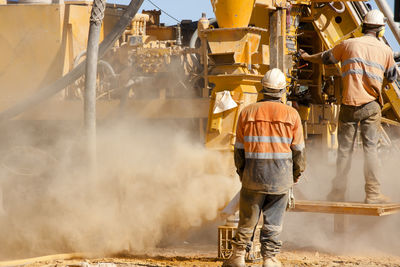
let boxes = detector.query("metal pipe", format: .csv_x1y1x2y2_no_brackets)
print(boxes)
374,0,400,46
85,0,107,173
0,0,144,123
176,22,182,46
189,18,216,48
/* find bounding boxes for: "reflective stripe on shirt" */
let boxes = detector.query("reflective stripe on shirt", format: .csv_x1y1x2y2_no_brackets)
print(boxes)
235,141,244,149
342,57,385,71
244,136,292,144
291,143,305,151
245,152,292,159
342,69,383,83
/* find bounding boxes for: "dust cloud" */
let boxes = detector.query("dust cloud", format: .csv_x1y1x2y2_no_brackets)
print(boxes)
283,140,400,257
0,119,240,260
1,99,399,262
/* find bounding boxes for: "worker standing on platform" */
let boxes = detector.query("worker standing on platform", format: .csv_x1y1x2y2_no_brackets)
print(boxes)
300,9,397,204
223,68,306,267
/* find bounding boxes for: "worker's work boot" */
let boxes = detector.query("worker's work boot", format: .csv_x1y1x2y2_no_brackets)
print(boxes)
326,188,345,202
364,182,390,204
222,246,246,267
262,257,282,267
365,194,391,204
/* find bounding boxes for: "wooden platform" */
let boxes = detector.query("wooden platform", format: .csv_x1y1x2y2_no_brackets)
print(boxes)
289,200,400,216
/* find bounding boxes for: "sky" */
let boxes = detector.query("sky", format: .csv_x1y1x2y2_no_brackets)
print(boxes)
109,0,399,51
111,0,214,24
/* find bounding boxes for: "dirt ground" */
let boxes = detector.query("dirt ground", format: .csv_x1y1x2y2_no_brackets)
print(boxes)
18,246,400,267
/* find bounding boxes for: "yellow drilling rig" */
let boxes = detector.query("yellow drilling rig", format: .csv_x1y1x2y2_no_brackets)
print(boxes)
1,0,399,151
1,0,400,261
202,0,400,155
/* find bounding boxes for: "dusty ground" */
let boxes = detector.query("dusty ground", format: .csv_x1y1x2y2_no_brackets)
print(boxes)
14,246,400,267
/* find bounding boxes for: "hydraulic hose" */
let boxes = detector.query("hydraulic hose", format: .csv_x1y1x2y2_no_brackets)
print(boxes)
0,0,144,123
189,18,217,75
189,18,217,49
328,1,345,14
84,0,107,172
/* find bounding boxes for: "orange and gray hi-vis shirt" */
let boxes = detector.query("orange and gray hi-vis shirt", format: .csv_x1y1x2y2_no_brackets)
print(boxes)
234,100,306,194
323,35,397,106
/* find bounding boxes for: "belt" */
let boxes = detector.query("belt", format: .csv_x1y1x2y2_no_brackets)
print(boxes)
341,99,378,109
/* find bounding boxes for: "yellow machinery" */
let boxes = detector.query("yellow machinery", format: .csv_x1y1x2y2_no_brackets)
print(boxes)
0,2,122,112
205,0,400,260
1,0,399,148
0,0,400,262
202,0,400,156
0,1,209,126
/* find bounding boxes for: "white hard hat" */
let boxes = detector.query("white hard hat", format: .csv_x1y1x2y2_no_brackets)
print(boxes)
363,9,386,26
261,68,286,97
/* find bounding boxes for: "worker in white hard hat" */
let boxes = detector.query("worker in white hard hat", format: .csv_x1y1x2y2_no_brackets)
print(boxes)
223,68,305,267
300,9,397,204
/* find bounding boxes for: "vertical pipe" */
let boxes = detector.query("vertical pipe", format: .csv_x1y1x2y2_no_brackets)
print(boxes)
374,0,400,46
176,23,182,46
201,36,209,98
247,39,252,71
84,0,106,174
269,10,281,69
395,0,400,22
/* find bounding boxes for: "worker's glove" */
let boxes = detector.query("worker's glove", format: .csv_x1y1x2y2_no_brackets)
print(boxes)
236,170,243,182
293,174,301,184
286,187,295,210
298,49,309,60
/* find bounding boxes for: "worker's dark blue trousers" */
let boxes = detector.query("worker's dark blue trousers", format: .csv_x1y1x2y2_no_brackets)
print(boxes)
329,100,382,200
231,187,288,258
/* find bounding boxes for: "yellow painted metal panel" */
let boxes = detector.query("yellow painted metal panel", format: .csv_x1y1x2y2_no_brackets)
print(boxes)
0,4,64,106
206,74,261,150
63,4,92,73
311,2,361,50
207,29,261,55
383,85,400,121
0,3,120,116
254,0,275,9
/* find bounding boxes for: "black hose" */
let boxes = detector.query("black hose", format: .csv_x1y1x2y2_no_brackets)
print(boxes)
0,0,144,123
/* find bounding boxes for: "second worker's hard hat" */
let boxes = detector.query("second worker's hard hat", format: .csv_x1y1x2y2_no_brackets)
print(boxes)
363,9,386,26
260,68,286,97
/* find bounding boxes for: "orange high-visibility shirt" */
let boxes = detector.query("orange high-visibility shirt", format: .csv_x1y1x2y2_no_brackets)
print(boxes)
234,100,305,193
327,35,397,106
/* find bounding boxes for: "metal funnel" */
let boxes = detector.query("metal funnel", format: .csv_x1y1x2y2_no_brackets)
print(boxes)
210,0,255,28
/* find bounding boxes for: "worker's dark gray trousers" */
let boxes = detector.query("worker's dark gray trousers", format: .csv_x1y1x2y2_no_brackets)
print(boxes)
231,187,289,258
330,100,382,199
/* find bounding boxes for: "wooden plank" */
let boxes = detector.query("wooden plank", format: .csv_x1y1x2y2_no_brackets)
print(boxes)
289,200,400,216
